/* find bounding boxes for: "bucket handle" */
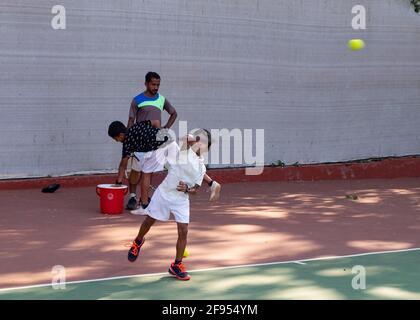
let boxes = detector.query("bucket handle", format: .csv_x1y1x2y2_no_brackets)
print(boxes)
96,187,128,196
96,185,128,196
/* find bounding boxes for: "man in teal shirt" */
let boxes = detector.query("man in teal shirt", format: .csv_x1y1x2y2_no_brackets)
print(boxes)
125,72,178,210
126,72,221,212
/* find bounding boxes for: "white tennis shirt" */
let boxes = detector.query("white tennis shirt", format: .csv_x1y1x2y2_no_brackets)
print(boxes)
158,142,206,202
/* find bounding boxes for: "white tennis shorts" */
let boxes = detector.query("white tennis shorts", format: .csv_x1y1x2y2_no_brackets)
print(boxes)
146,188,190,224
134,141,177,174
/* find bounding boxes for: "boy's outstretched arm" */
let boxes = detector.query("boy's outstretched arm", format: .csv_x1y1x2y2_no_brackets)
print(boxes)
203,174,213,185
116,156,129,184
204,174,221,202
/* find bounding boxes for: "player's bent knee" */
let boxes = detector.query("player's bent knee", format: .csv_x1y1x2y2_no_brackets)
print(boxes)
145,216,156,225
178,224,189,238
178,232,188,240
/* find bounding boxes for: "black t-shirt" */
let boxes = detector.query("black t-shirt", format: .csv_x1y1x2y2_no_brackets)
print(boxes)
122,121,171,158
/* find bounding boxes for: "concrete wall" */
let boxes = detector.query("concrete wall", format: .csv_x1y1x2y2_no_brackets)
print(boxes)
1,0,419,178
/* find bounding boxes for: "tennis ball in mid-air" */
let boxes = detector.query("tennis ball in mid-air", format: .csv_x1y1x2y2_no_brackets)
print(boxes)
348,39,365,51
183,248,189,258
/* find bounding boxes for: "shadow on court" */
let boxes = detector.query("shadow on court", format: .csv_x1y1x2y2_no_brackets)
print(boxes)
0,177,419,295
1,250,420,300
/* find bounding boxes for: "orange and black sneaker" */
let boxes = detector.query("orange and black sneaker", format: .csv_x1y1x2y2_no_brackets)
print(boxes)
168,261,191,281
127,238,145,262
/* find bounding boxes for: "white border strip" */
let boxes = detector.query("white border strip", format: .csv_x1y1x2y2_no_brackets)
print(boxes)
1,247,419,293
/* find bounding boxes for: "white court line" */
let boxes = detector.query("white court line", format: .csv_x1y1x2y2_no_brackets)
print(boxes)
1,247,419,293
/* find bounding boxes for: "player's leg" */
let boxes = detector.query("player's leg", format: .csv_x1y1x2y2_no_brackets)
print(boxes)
126,170,141,210
127,216,156,262
175,223,188,262
129,174,149,215
135,215,156,242
139,146,167,208
128,187,171,262
168,222,190,280
130,152,149,215
140,172,152,208
125,154,143,210
168,200,191,280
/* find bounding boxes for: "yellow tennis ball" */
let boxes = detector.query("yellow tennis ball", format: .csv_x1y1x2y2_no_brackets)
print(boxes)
348,39,365,51
183,248,189,258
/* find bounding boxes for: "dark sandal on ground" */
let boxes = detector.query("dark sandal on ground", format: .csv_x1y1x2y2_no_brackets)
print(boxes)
41,184,60,193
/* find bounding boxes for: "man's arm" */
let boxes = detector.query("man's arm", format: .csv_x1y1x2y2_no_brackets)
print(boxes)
127,99,137,128
127,117,135,129
163,100,177,129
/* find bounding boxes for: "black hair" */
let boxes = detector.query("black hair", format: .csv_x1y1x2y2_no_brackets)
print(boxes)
145,71,161,83
193,128,212,150
108,121,127,138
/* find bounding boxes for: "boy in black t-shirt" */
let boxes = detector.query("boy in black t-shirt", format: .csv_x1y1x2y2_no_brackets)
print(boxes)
108,120,171,185
108,120,222,202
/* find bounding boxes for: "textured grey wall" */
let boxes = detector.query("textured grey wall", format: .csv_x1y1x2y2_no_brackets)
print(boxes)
1,0,419,178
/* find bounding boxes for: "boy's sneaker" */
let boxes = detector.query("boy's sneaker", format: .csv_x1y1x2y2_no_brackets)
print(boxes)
130,207,147,215
209,181,221,202
127,238,145,262
130,200,150,215
168,261,191,281
126,196,137,210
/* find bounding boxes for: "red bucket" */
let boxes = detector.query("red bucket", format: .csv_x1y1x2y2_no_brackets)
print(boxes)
96,184,128,215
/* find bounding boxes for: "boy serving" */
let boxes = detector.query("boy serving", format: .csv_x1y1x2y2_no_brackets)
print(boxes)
127,129,211,281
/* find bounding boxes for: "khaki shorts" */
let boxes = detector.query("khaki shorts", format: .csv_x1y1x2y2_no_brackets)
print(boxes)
125,154,141,179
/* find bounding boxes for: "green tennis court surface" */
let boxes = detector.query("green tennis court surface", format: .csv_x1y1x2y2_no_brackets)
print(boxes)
1,249,419,300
